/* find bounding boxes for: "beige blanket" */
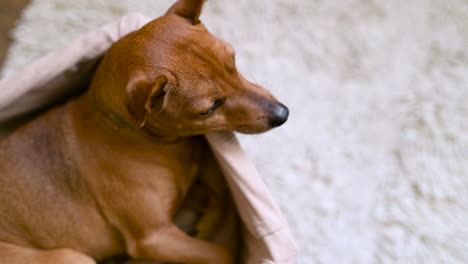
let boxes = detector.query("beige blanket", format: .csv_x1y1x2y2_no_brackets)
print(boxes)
0,13,297,264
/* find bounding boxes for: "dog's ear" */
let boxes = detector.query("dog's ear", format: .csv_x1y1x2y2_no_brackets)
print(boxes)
126,73,168,127
166,0,207,25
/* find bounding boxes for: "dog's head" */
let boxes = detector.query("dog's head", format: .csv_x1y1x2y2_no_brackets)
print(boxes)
124,0,288,136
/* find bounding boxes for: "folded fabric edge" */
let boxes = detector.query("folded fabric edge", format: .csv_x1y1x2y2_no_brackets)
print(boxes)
205,132,298,263
0,13,151,123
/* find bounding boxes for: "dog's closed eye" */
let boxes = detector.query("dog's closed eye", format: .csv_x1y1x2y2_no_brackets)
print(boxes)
199,99,224,116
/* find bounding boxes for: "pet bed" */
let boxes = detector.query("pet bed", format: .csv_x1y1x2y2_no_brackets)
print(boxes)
0,13,297,264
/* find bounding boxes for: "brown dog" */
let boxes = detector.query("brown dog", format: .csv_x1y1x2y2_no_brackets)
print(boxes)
0,0,289,263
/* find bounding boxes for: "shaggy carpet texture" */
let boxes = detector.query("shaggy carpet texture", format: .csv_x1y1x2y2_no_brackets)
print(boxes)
1,0,468,263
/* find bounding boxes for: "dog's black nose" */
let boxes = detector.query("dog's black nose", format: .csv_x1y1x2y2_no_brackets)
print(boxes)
269,103,289,127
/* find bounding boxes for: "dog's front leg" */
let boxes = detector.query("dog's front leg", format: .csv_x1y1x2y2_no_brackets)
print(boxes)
99,180,233,264
126,224,233,264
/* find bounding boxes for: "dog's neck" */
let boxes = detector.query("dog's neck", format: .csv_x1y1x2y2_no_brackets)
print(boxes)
71,90,184,148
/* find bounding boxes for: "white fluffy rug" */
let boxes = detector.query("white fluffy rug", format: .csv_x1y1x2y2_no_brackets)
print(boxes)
2,0,468,263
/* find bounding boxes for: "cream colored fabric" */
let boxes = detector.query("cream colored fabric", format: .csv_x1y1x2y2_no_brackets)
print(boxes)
0,13,297,264
0,13,149,124
206,132,297,264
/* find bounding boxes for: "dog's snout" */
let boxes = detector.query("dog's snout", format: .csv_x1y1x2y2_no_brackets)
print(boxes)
269,103,289,128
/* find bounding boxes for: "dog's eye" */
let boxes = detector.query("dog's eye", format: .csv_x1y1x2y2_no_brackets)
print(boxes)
200,99,224,116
